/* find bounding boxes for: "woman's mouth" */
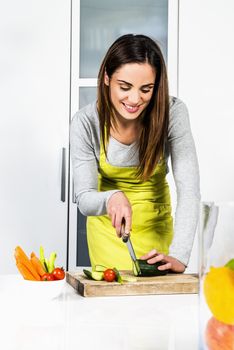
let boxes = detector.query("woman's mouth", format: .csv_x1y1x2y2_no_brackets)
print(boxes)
122,103,140,113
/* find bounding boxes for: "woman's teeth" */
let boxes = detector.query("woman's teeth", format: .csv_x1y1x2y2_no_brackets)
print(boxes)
123,103,139,113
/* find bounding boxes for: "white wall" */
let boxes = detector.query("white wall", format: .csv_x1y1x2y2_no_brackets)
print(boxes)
175,0,234,272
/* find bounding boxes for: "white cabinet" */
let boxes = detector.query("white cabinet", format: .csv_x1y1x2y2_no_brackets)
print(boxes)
0,1,71,273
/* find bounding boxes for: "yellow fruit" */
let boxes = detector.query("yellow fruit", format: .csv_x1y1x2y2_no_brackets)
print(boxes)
205,316,234,350
204,266,234,325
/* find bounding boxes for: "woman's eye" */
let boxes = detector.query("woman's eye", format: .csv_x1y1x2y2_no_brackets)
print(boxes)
119,86,152,93
120,87,130,91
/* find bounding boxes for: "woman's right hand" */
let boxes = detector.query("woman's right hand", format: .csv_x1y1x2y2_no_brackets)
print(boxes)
107,192,132,238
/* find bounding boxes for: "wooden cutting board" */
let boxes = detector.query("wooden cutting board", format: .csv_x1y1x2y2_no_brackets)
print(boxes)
66,271,198,297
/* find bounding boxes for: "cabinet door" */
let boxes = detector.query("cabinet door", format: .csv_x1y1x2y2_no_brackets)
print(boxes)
0,1,71,273
69,0,178,268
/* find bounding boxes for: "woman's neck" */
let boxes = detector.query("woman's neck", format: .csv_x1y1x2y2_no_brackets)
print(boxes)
110,118,142,145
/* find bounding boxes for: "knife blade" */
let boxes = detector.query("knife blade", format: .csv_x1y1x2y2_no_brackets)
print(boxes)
122,230,141,276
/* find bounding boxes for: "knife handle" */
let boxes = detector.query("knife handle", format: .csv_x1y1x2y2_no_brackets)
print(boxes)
122,234,129,243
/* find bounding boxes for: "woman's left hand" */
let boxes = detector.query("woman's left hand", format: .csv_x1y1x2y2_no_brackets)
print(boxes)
140,249,186,273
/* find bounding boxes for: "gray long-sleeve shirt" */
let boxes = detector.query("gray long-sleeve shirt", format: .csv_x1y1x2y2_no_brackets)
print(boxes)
70,96,201,266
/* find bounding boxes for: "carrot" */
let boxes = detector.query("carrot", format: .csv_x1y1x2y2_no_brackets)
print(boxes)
30,251,36,258
15,246,30,261
31,256,46,277
16,261,37,281
14,251,19,264
14,246,41,281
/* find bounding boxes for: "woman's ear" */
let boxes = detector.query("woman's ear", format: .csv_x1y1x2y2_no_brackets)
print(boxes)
104,71,110,86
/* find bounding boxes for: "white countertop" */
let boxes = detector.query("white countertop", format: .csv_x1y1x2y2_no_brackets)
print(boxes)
0,274,199,350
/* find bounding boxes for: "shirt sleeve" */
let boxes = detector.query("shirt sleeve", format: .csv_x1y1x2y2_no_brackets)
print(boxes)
167,98,201,266
70,111,121,216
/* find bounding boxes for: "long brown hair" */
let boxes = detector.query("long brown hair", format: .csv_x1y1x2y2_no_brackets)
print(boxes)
97,34,169,181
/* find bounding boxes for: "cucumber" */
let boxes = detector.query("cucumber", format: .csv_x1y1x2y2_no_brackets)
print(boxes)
122,276,137,283
83,269,92,279
83,269,104,281
133,259,169,277
225,259,234,271
113,267,123,284
95,265,107,272
133,262,139,276
48,251,57,273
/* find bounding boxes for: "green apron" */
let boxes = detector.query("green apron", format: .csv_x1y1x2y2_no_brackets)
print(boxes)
87,139,173,270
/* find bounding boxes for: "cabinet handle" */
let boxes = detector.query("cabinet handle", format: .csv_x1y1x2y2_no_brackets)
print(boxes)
61,147,66,202
72,178,76,204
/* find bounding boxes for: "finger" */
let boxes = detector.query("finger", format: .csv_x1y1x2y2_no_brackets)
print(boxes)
157,262,172,271
140,249,157,260
116,228,122,238
120,223,125,236
115,214,123,237
110,212,116,228
124,214,132,234
147,254,164,264
121,223,129,240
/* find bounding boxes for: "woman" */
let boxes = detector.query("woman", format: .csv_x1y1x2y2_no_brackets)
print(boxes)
70,34,200,273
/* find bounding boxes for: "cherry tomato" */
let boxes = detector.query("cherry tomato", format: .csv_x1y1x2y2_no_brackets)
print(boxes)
41,273,55,281
103,269,116,282
52,267,65,280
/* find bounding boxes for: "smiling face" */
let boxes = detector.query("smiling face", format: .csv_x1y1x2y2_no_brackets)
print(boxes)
104,62,156,123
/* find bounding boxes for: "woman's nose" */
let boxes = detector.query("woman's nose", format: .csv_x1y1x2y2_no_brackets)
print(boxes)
128,90,141,105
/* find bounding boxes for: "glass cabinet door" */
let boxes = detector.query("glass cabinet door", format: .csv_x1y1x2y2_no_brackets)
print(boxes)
80,0,168,78
78,0,168,109
70,0,177,267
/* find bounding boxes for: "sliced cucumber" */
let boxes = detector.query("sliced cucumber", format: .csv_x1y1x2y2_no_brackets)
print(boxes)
91,271,104,280
113,267,123,284
95,264,107,272
132,260,141,276
83,269,92,279
133,262,139,276
83,269,104,281
133,259,169,277
122,276,137,283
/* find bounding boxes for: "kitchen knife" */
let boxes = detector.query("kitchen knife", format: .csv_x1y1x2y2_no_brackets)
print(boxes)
122,231,141,276
121,223,169,276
